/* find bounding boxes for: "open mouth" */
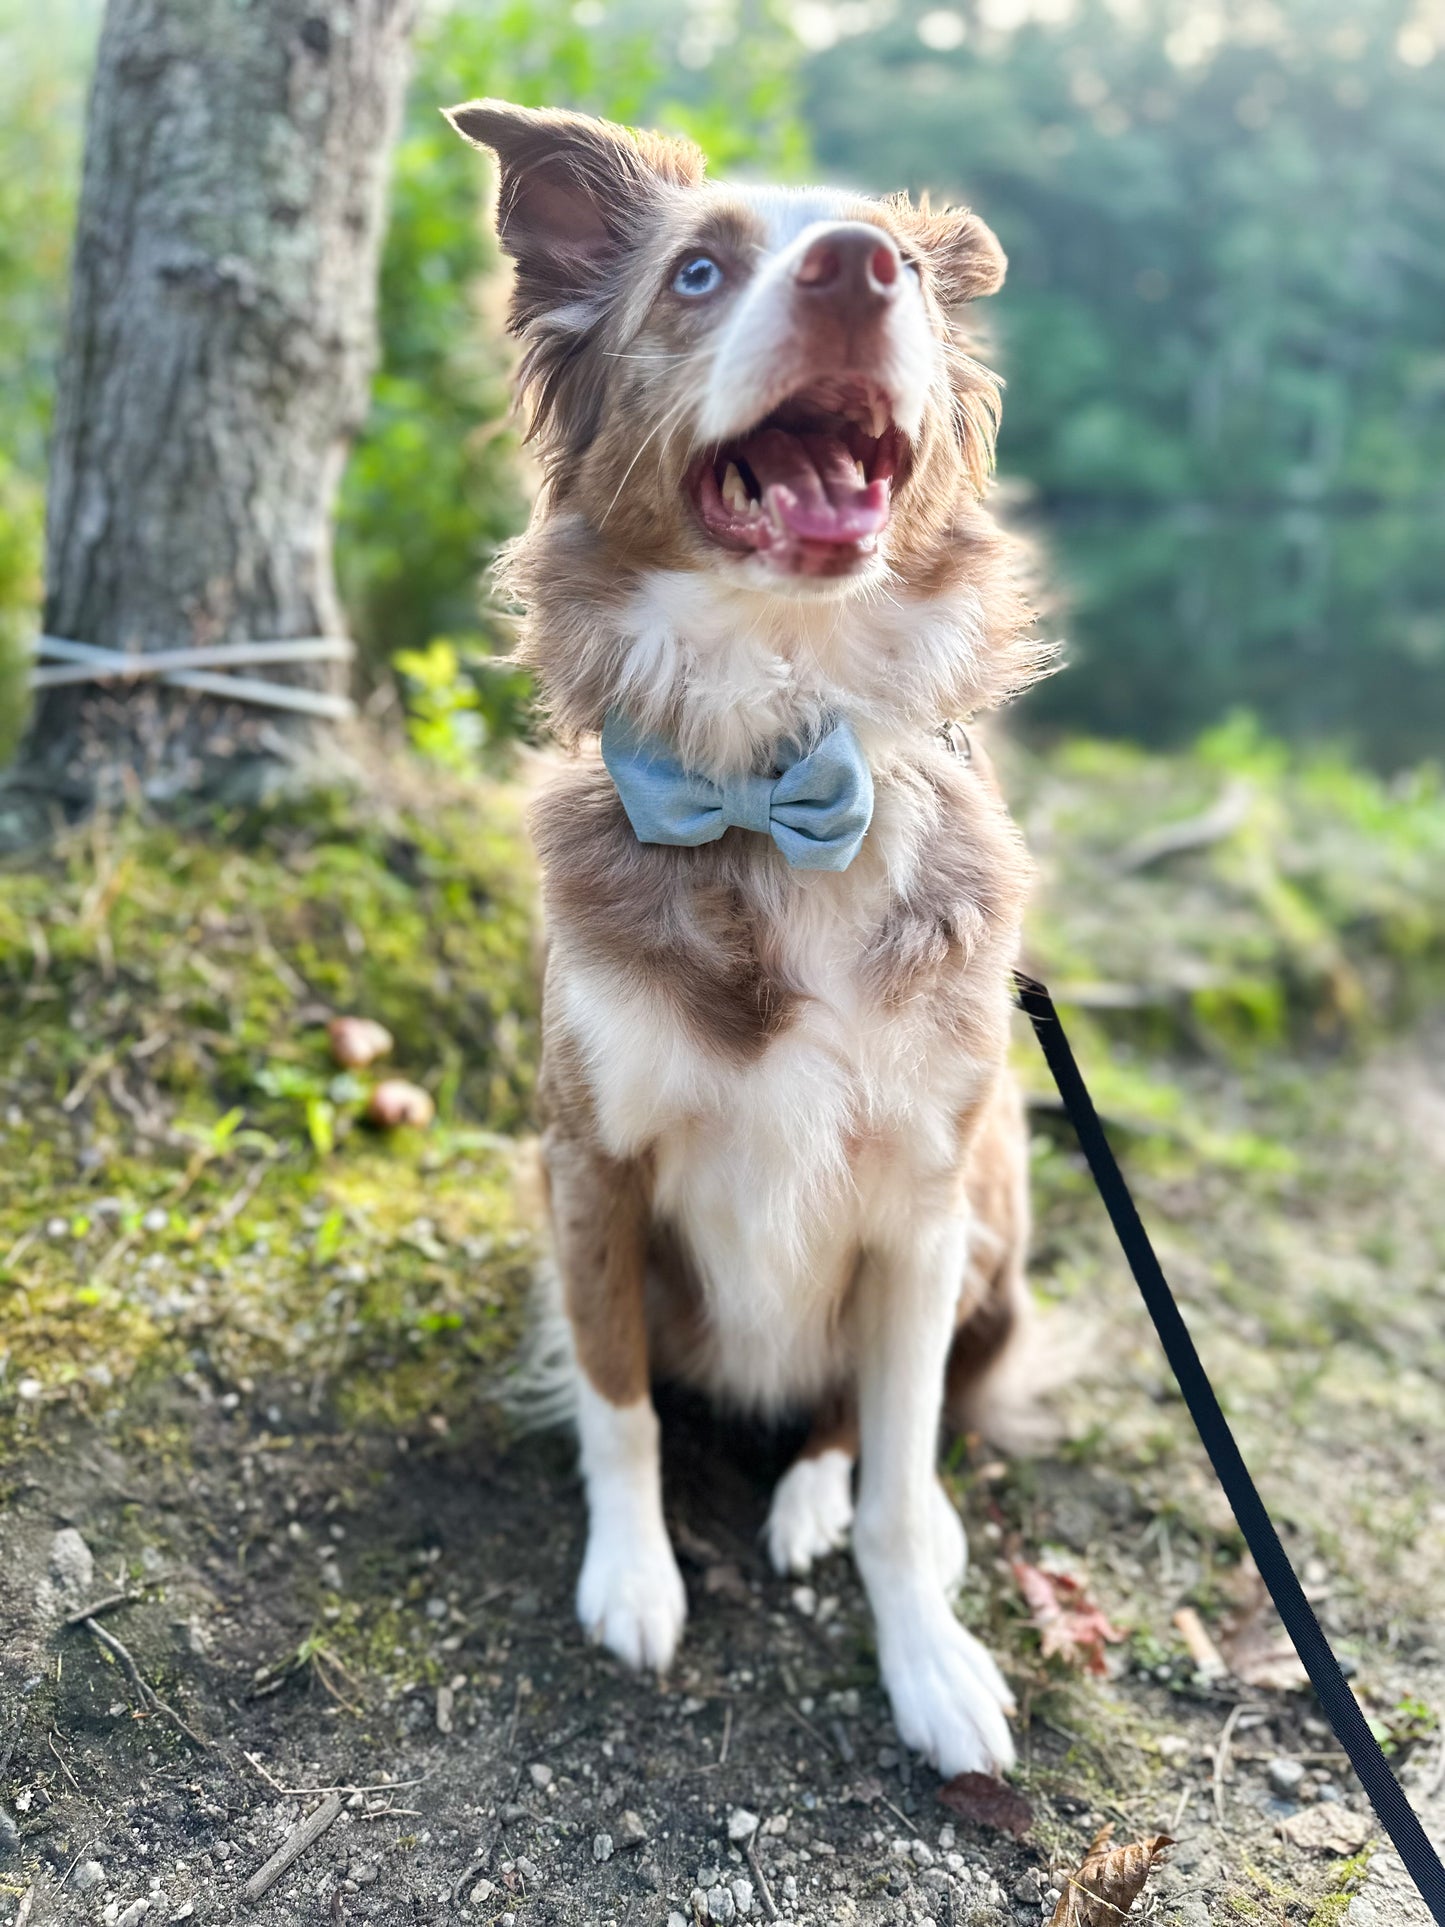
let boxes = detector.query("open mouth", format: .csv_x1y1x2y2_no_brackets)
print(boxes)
688,378,910,578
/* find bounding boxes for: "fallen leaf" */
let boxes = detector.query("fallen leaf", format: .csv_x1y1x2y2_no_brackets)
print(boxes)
1276,1806,1373,1856
1013,1559,1124,1676
1049,1824,1174,1924
327,1015,394,1069
938,1772,1035,1838
365,1078,435,1129
1217,1557,1309,1691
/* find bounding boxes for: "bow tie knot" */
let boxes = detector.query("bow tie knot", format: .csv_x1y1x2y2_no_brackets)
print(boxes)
600,709,874,872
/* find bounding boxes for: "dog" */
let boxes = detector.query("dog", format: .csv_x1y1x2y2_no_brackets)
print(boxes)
445,99,1051,1778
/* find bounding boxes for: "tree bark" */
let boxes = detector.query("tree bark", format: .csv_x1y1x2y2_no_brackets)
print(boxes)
8,0,416,819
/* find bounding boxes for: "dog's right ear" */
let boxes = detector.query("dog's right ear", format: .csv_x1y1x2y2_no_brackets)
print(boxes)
444,100,707,329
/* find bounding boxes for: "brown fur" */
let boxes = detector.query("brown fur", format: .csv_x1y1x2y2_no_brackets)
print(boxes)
451,102,1045,1453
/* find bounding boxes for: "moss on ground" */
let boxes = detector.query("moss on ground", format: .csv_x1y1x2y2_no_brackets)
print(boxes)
0,773,540,1450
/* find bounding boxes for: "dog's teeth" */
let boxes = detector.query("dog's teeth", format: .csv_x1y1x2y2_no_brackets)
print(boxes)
854,458,867,485
721,462,749,514
870,400,889,438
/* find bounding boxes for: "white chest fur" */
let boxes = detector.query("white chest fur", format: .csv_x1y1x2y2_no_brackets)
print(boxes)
553,789,989,1413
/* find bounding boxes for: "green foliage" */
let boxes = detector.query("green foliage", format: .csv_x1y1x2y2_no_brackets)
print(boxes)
0,0,95,761
336,0,812,759
803,0,1445,764
0,777,539,1442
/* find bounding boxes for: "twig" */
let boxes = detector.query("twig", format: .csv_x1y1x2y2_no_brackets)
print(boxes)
719,1703,733,1768
80,1616,210,1750
63,1588,144,1627
745,1824,779,1923
14,1888,34,1927
47,1727,82,1795
243,1791,343,1903
785,1701,838,1759
1116,780,1254,873
240,1751,424,1798
356,1805,421,1821
1212,1703,1263,1823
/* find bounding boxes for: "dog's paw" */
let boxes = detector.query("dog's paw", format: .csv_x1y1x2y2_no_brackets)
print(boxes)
931,1481,969,1599
766,1448,854,1575
576,1527,687,1674
876,1597,1016,1779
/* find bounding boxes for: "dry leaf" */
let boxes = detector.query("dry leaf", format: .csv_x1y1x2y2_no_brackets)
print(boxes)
327,1015,394,1069
938,1772,1035,1838
1013,1559,1124,1676
1276,1806,1372,1856
365,1078,435,1129
1217,1557,1309,1691
1049,1824,1174,1924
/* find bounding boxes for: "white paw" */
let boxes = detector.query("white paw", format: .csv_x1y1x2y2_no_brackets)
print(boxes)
931,1481,969,1599
576,1527,687,1674
766,1448,854,1575
875,1594,1017,1778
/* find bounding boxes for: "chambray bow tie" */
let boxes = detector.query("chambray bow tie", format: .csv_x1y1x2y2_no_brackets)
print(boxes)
600,708,874,872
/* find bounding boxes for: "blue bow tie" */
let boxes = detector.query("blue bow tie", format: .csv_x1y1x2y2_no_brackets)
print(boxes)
600,709,874,872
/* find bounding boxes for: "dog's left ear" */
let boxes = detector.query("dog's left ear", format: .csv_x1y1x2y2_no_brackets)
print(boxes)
444,99,707,328
888,194,1007,307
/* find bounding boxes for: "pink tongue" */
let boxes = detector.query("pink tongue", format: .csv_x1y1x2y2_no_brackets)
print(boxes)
734,428,889,544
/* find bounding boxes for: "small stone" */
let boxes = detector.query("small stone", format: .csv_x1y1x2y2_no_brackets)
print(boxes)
46,1216,69,1240
668,1915,688,1927
618,1810,647,1846
73,1861,105,1892
0,1809,19,1853
731,1876,754,1916
116,1903,152,1927
690,1890,710,1920
919,1868,952,1893
142,1207,169,1234
1267,1757,1305,1797
593,1832,614,1863
435,1685,455,1734
515,1856,540,1883
169,1906,195,1923
1316,1782,1342,1803
910,1840,935,1866
16,1377,42,1402
937,1825,956,1850
781,1876,798,1902
48,1527,95,1606
468,1879,494,1905
790,1585,817,1618
697,1867,721,1889
707,1885,737,1923
728,1808,760,1843
347,1861,379,1886
528,1762,554,1790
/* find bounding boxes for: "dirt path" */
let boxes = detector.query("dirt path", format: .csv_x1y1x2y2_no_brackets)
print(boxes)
3,1024,1444,1927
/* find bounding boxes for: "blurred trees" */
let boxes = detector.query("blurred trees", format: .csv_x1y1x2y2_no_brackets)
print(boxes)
804,0,1445,761
2,0,1441,773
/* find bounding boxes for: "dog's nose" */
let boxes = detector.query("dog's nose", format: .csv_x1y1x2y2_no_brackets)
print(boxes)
794,224,902,312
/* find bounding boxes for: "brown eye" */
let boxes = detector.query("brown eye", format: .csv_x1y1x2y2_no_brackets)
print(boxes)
673,255,725,298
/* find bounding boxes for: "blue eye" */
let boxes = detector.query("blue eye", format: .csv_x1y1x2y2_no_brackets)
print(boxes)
673,255,724,298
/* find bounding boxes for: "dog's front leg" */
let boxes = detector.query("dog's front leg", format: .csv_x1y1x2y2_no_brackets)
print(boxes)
545,1126,687,1672
853,1212,1017,1777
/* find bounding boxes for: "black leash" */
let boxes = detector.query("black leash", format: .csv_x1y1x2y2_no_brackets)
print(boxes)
1015,971,1445,1922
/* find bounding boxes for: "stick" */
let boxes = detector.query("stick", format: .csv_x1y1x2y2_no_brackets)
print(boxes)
745,1826,779,1924
1212,1703,1262,1823
240,1751,424,1798
243,1792,343,1903
47,1727,82,1795
81,1617,210,1750
14,1888,34,1927
63,1589,144,1627
719,1703,733,1767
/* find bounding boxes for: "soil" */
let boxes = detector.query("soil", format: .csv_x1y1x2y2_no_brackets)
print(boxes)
4,763,1445,1927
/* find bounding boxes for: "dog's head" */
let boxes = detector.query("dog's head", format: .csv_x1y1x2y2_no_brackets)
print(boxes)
445,100,1006,600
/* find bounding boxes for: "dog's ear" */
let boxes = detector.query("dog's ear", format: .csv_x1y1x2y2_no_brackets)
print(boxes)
888,193,1007,307
444,99,707,327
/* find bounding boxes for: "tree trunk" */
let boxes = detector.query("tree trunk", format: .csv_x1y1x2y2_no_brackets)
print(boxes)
8,0,415,820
